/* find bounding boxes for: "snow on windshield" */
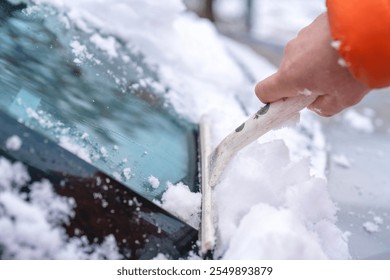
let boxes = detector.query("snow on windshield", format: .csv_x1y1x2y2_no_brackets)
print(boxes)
1,0,350,259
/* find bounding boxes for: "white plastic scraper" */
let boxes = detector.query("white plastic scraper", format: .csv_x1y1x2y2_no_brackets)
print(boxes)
198,95,316,256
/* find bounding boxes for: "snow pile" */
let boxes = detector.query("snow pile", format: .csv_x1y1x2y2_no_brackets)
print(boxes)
154,182,201,229
214,140,348,259
0,157,121,259
5,0,350,259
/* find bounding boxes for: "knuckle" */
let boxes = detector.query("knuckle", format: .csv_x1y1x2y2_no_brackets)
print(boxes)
254,82,263,96
255,82,267,101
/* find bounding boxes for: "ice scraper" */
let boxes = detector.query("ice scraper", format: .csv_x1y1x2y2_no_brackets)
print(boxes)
199,94,316,256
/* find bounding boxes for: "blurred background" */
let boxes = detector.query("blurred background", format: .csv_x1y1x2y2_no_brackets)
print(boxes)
184,0,325,65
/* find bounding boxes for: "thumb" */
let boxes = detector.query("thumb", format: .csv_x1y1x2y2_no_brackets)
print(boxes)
255,72,299,104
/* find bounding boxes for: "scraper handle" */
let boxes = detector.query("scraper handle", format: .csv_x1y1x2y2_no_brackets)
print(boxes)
199,95,316,255
209,94,317,187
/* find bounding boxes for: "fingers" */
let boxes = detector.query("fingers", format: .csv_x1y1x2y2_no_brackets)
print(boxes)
308,94,360,117
308,95,340,117
255,72,299,104
308,87,369,117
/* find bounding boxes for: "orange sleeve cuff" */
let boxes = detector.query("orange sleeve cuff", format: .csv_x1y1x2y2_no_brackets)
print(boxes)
326,0,390,88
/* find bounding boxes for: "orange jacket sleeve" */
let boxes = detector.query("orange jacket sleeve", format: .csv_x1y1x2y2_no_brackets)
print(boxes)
326,0,390,88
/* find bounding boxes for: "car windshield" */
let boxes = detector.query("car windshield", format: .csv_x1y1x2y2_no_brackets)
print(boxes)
0,1,198,201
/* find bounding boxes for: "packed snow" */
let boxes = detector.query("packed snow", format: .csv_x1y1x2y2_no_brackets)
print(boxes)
0,0,353,259
154,182,201,229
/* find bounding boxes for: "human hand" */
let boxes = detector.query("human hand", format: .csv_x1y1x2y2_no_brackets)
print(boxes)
255,13,370,117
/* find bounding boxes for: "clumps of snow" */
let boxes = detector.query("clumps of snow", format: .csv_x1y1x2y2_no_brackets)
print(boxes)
184,250,203,260
70,40,93,64
373,216,384,225
59,136,91,163
331,40,342,50
154,182,201,229
26,108,55,129
332,154,351,169
213,140,350,259
123,168,132,180
363,222,380,233
29,179,75,225
81,132,89,140
331,40,349,68
87,235,121,260
153,253,169,260
300,88,313,96
89,34,119,58
0,158,31,192
343,109,375,133
5,135,23,151
362,212,386,234
0,157,120,259
100,146,108,158
148,175,160,189
338,58,348,68
111,167,132,183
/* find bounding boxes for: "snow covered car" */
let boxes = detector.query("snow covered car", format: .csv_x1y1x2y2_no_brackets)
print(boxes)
3,0,385,261
0,0,200,259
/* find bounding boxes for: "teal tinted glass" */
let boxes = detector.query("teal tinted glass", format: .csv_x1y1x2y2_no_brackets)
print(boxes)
0,2,197,200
